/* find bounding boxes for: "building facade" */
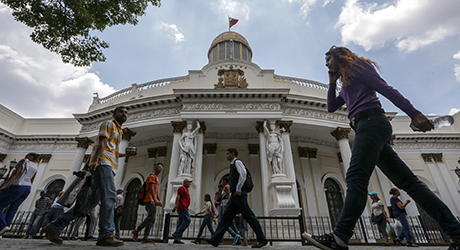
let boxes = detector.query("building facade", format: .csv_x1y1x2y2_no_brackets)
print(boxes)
1,31,459,234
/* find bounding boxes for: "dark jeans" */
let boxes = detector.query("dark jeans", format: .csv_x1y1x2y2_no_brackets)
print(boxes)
195,214,215,241
172,209,190,239
42,208,65,229
136,201,157,238
333,114,460,243
0,185,30,230
397,214,412,245
210,192,267,245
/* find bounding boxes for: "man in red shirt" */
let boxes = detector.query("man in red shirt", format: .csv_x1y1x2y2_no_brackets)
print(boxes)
171,178,192,244
132,163,163,243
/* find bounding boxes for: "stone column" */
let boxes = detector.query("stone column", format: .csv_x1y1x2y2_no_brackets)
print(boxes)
277,121,300,207
192,122,206,212
298,147,318,216
204,143,217,199
330,127,352,173
256,121,270,216
248,144,263,215
433,153,460,216
64,137,93,190
165,121,187,213
21,154,52,211
156,146,168,181
114,128,137,189
308,148,329,216
424,153,459,216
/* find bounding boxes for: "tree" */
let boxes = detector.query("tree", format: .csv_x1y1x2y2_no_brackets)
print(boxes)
1,0,161,67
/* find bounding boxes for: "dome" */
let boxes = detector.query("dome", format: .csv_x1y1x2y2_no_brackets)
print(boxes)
207,31,253,64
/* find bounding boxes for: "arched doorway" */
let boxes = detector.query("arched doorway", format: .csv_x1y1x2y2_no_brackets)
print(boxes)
121,178,141,230
46,179,65,202
324,178,343,227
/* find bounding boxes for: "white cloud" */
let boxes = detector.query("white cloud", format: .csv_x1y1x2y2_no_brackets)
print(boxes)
454,51,460,82
337,0,460,52
0,7,115,118
285,0,318,19
217,0,250,21
449,108,460,116
159,22,185,43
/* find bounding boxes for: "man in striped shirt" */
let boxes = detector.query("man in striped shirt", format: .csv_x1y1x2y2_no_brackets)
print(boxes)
44,106,136,247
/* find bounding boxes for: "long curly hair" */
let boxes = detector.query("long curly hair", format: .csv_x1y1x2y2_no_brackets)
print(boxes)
326,46,380,86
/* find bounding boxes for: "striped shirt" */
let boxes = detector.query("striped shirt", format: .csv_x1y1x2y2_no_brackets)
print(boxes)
34,197,51,213
90,120,123,174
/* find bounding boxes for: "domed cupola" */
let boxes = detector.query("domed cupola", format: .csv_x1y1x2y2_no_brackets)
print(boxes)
207,31,253,64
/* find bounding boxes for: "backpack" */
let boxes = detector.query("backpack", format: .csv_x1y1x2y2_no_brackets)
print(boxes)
136,174,157,206
208,204,218,219
236,160,254,192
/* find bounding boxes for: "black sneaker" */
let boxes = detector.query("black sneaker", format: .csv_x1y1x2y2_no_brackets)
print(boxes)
302,232,348,250
448,239,460,250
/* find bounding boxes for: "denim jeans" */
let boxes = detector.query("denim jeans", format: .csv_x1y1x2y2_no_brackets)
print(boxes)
397,214,413,245
195,213,215,241
333,114,460,243
0,185,30,230
114,214,122,239
46,164,116,240
26,212,45,236
172,209,191,239
136,201,157,238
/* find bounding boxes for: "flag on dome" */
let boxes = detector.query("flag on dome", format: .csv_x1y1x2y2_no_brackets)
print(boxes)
229,17,238,29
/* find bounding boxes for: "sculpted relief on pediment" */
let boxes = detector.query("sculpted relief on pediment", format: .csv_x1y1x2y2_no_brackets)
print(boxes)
215,66,248,89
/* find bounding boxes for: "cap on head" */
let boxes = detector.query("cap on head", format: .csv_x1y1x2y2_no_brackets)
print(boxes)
40,190,47,195
117,188,124,192
183,178,193,184
368,191,378,196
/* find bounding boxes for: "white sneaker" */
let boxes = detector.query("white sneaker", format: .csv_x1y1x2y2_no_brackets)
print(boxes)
0,226,10,235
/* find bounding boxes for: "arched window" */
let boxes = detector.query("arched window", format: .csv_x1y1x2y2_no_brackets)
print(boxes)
121,178,141,230
324,178,343,227
46,179,65,202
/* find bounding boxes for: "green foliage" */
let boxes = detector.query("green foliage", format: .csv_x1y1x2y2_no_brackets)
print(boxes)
2,0,161,67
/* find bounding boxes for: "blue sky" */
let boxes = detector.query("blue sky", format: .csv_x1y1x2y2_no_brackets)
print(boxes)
0,0,459,118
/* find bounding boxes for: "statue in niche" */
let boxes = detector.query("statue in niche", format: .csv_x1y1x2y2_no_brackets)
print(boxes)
264,120,284,175
178,121,200,175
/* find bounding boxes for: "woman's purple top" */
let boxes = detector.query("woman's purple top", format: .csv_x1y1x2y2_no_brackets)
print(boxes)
327,59,421,120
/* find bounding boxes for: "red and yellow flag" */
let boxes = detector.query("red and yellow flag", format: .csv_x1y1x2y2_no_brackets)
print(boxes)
229,17,238,29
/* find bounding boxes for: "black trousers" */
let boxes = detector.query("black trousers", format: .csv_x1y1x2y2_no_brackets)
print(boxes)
210,192,267,244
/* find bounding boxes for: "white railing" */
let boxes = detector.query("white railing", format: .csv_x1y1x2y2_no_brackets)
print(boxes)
94,75,189,105
274,75,330,91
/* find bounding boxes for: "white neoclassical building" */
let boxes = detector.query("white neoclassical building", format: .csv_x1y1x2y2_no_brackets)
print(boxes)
1,31,460,236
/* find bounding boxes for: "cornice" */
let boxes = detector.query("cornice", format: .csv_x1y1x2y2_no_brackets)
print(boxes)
283,108,349,123
205,132,259,140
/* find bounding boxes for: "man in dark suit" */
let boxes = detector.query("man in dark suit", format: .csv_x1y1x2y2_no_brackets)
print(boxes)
206,148,267,248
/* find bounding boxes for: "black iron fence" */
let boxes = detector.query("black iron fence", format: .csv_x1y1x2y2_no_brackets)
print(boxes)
3,210,453,246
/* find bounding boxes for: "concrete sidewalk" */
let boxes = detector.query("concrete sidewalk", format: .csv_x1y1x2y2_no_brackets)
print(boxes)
0,237,450,250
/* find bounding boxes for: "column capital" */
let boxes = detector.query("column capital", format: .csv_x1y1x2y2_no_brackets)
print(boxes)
204,143,217,154
298,147,309,158
148,147,158,158
157,146,168,157
199,121,207,134
38,154,52,163
330,127,351,141
255,121,264,133
277,120,293,133
421,153,433,162
171,121,187,133
432,153,443,162
83,154,91,164
76,137,94,149
248,144,259,155
0,153,6,162
122,128,137,141
298,147,317,158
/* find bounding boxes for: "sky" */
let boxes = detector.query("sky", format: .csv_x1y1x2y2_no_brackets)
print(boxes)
0,0,459,118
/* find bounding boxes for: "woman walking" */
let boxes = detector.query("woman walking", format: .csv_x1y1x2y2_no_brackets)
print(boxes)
302,46,460,250
191,194,215,244
369,191,390,246
390,188,417,247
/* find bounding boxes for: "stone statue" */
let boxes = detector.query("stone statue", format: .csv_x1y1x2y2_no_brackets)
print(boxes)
264,120,284,175
178,121,200,175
